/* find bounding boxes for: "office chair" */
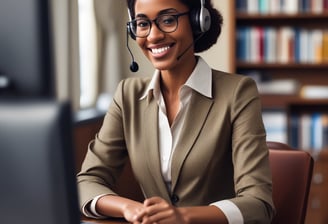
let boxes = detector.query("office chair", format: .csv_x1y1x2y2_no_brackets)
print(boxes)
75,122,314,223
267,141,294,150
268,142,314,224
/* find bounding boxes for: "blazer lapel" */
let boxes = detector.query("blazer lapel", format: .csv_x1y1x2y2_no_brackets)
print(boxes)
142,97,171,200
171,92,214,190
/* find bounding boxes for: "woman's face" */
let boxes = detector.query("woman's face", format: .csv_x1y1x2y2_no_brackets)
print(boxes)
134,0,194,71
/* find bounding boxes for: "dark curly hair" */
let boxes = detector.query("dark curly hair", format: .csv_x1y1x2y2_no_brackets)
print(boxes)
126,0,223,53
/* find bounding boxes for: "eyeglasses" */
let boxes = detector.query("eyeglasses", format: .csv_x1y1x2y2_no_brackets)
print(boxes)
128,12,189,38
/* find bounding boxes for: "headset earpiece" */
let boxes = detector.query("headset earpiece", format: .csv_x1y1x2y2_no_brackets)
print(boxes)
127,22,136,40
190,0,211,35
127,8,136,40
126,0,211,39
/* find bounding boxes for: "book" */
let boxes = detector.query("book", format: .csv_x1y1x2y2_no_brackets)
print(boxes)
313,29,324,63
265,27,277,63
312,113,323,151
301,85,328,99
262,110,287,143
323,30,328,62
256,79,300,95
289,114,299,148
300,113,312,150
322,114,328,148
284,0,299,14
247,0,259,14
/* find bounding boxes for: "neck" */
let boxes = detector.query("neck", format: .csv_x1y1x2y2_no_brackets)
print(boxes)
160,56,197,94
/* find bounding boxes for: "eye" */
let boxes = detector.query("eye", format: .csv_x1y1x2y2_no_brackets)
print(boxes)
159,15,175,25
136,19,150,28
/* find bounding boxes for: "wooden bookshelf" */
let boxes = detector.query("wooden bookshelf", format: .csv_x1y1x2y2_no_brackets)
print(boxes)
234,4,328,104
286,99,328,149
233,1,328,223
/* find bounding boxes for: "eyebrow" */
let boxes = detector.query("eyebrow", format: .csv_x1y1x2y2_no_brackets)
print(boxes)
135,8,179,18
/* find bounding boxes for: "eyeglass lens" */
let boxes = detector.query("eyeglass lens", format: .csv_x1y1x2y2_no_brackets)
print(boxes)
131,14,179,38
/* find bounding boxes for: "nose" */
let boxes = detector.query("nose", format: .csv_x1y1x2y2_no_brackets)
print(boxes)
147,23,165,41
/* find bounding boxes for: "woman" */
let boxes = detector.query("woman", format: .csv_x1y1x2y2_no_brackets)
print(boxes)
77,0,275,223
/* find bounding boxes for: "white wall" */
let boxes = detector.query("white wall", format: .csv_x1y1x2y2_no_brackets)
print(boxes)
199,0,233,73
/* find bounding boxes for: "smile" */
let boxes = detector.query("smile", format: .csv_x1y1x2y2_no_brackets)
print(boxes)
150,46,171,55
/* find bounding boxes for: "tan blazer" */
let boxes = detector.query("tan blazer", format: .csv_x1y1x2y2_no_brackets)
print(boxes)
77,70,275,223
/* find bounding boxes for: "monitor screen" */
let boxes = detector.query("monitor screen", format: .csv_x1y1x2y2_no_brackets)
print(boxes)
0,100,80,224
0,0,54,98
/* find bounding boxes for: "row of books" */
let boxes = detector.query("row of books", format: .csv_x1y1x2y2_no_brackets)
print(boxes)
289,113,328,151
236,26,328,64
262,111,287,144
301,85,328,99
236,0,328,14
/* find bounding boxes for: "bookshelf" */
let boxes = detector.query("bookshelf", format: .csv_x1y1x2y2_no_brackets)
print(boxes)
233,1,328,123
233,1,328,223
234,1,328,108
287,99,328,151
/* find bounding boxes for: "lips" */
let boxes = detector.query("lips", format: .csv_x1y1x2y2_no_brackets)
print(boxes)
151,46,170,54
148,43,175,56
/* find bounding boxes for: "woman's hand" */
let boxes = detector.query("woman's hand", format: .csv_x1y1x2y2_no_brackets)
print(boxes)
122,201,147,223
97,195,226,224
96,195,147,223
140,197,188,224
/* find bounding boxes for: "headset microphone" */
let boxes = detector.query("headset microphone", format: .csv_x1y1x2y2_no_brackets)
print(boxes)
126,26,139,72
176,41,195,61
130,60,139,73
176,33,204,61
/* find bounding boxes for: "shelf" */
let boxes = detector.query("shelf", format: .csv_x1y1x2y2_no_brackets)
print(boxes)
260,95,328,110
288,98,328,105
236,13,328,27
287,99,328,113
260,94,300,109
236,12,328,20
237,62,328,70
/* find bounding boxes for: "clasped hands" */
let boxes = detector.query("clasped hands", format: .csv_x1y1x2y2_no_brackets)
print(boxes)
124,196,188,224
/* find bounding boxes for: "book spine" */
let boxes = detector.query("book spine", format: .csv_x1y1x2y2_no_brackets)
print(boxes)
311,113,323,151
323,30,328,62
247,0,259,13
322,114,328,149
300,113,312,150
290,114,299,148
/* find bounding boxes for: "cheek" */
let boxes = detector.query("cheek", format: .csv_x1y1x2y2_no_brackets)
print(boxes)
136,38,145,49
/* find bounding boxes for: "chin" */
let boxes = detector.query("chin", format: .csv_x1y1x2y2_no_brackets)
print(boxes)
150,58,179,71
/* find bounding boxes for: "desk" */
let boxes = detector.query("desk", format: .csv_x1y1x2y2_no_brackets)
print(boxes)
83,217,129,224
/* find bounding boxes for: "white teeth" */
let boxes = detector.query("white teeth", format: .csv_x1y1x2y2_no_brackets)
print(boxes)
151,46,170,54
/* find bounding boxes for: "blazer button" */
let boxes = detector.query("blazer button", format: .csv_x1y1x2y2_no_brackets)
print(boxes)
171,194,179,204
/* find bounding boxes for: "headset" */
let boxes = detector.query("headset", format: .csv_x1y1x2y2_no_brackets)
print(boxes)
127,0,211,40
126,0,211,72
190,0,211,35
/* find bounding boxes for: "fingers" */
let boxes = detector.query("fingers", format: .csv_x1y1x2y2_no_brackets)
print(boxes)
141,197,175,223
143,196,163,207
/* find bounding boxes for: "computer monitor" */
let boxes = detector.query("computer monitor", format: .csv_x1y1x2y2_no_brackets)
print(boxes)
0,100,80,224
0,0,54,98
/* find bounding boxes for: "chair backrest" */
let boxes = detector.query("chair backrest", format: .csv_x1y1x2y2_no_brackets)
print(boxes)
268,146,314,224
267,141,294,150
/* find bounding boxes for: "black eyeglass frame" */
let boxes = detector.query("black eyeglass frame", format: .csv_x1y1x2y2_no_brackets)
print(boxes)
127,11,190,38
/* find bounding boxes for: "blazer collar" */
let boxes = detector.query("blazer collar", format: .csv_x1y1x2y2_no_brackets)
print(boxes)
170,91,214,191
142,97,171,200
142,89,214,196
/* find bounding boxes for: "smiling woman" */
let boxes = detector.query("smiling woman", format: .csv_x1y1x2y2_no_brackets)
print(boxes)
51,1,233,111
77,0,275,223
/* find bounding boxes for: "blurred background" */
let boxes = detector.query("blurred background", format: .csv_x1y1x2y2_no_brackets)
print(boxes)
1,0,328,223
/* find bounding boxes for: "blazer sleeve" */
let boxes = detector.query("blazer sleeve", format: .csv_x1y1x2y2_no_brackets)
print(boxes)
76,80,129,209
228,76,275,222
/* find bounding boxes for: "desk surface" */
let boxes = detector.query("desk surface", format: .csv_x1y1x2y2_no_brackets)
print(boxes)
83,217,128,224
